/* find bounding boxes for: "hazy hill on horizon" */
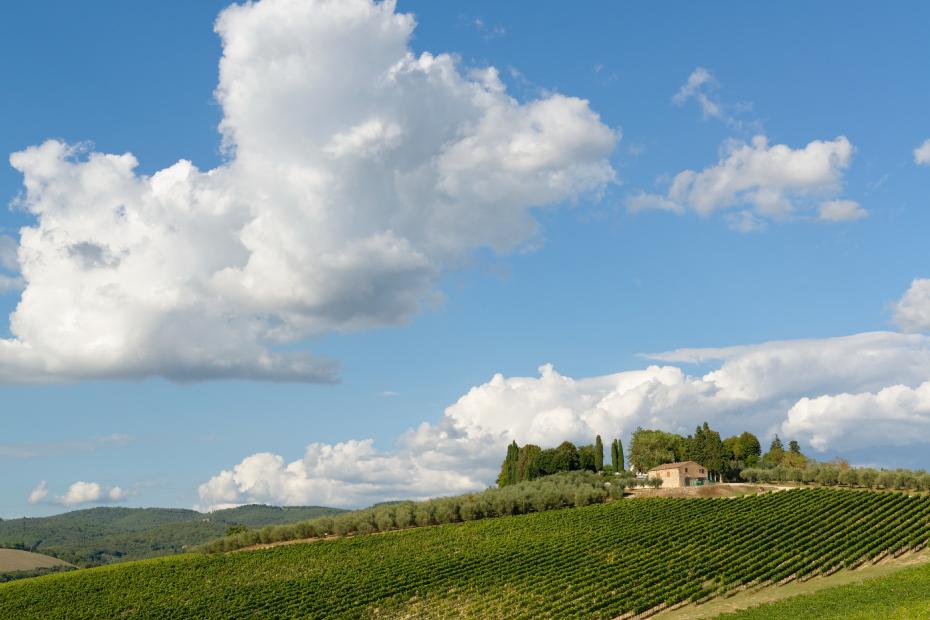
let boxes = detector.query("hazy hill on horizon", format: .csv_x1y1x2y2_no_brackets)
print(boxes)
0,504,345,567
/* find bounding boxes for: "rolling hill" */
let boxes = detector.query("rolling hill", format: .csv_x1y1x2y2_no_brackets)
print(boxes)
2,488,929,618
0,504,344,567
0,548,71,573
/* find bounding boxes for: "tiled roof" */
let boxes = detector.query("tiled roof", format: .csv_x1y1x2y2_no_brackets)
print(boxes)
647,461,704,472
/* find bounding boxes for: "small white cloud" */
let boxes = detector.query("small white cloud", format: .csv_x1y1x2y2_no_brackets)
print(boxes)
628,135,858,230
817,199,867,222
671,67,757,131
673,67,721,119
57,481,128,507
893,279,930,334
107,486,127,502
27,480,48,504
914,139,930,166
378,390,399,397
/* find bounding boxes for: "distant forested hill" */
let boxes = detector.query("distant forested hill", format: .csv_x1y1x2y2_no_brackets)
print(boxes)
0,505,344,567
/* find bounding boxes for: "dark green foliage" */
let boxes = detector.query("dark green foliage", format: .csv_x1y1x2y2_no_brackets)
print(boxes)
0,505,344,567
611,437,625,472
723,432,762,470
594,435,604,471
628,428,685,472
577,444,596,472
549,441,580,473
498,440,592,485
686,422,726,481
496,441,520,487
629,425,770,481
763,435,786,466
516,443,543,480
3,489,929,619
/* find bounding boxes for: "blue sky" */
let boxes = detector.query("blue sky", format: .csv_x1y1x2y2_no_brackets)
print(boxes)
2,0,929,517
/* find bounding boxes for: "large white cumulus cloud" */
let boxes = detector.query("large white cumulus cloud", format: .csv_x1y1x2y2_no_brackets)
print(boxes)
198,331,930,509
784,381,930,451
2,0,617,382
893,279,930,334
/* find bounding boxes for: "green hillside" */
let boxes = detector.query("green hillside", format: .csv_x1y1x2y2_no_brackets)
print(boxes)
719,560,930,619
0,505,344,567
2,488,929,618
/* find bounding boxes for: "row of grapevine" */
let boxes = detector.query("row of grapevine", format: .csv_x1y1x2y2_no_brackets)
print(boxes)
2,488,929,618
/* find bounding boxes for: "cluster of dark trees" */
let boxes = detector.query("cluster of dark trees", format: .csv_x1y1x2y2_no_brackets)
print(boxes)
497,424,814,487
628,424,809,482
497,435,625,486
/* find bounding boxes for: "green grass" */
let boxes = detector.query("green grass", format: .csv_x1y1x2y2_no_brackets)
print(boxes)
0,505,344,566
1,488,929,619
717,560,930,619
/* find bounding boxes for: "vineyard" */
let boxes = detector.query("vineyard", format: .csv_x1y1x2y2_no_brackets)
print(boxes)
2,488,930,618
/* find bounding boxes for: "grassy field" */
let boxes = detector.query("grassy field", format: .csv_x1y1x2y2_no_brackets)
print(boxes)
0,548,71,572
2,488,930,618
717,560,930,619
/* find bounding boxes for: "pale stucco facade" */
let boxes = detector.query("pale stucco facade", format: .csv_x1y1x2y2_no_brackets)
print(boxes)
647,461,708,488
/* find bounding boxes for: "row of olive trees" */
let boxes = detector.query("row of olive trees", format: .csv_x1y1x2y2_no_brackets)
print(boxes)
201,471,630,554
741,464,930,491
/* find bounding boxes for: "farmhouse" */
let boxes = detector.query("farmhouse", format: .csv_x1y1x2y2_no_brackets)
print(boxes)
647,461,708,488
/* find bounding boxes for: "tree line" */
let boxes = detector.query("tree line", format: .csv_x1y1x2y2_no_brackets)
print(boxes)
202,471,626,554
741,461,930,491
627,424,809,481
497,435,625,486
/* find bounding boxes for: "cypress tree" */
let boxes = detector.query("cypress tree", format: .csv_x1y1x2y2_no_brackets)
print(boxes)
594,435,604,471
616,438,625,472
497,441,519,487
508,441,519,483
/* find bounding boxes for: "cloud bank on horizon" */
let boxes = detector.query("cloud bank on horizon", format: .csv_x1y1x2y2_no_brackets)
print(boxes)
1,0,616,383
198,330,930,510
27,479,127,507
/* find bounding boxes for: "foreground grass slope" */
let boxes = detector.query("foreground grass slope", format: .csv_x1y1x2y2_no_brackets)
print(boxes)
0,505,344,566
718,560,930,619
2,488,929,619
